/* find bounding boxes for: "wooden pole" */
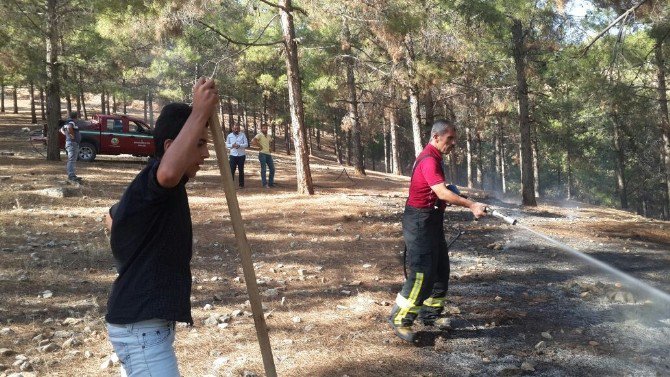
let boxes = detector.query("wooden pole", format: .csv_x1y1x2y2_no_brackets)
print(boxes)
208,110,278,377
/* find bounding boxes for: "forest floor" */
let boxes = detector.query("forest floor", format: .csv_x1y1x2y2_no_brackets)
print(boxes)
0,106,669,377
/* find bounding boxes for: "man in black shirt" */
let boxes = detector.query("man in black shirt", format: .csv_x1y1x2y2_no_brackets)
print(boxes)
104,78,218,376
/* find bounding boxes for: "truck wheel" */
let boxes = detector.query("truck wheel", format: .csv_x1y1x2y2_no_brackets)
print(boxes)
78,142,97,162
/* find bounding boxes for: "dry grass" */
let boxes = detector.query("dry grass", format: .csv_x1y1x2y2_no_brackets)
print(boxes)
2,99,669,376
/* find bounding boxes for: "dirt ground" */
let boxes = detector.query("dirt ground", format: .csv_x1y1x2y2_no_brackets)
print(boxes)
1,103,669,377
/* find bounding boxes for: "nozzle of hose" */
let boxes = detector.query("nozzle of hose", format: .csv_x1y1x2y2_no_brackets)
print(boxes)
484,207,518,225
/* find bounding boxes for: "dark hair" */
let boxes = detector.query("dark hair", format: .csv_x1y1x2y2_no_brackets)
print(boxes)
69,111,79,119
431,119,456,137
153,103,192,158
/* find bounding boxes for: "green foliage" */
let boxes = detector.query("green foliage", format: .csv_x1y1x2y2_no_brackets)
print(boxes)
3,0,669,217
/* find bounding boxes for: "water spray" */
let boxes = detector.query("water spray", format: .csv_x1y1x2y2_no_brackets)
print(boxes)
484,205,670,306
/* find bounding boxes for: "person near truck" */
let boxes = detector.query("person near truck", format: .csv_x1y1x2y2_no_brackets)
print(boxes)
226,123,248,189
62,111,82,182
250,123,275,188
103,77,218,376
389,119,487,343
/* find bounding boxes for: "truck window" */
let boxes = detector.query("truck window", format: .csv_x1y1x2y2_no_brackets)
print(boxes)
129,121,143,134
106,119,123,133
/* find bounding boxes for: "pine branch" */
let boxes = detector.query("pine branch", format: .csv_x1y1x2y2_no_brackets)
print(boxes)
581,0,649,55
258,0,308,16
5,0,47,37
196,19,283,47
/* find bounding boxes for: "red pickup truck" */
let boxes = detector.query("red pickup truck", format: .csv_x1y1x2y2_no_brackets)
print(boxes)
33,114,155,162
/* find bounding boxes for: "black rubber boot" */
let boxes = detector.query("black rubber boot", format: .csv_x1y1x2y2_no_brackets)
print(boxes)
388,319,416,343
389,304,416,343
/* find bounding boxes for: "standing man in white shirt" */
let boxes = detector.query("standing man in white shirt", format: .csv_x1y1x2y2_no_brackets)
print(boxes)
225,123,248,189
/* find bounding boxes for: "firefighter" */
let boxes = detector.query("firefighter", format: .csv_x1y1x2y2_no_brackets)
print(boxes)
389,119,487,342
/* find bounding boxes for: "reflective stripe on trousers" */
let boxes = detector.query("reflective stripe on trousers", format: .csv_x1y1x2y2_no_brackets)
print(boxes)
392,205,450,326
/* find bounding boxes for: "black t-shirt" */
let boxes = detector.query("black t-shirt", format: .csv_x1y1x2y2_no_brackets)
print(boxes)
106,158,194,325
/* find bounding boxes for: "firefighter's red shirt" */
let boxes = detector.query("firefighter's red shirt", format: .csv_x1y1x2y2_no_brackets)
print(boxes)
406,143,446,210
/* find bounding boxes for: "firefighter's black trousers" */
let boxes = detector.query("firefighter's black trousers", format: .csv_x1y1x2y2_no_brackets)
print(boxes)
391,205,449,326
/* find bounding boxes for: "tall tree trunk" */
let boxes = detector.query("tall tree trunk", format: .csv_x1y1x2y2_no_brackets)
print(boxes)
242,105,248,132
144,94,148,122
66,94,72,116
465,126,474,188
12,86,18,114
100,90,106,115
476,131,483,189
532,123,540,198
0,79,4,113
105,90,110,114
334,121,343,164
219,99,225,128
30,82,37,124
409,86,422,157
425,89,435,128
386,106,401,175
262,94,268,126
78,72,86,119
279,0,314,195
40,87,46,120
566,148,573,199
500,121,507,194
512,19,537,206
285,123,291,155
342,20,365,175
307,127,313,155
654,39,670,214
271,123,277,152
405,35,423,157
112,94,117,114
495,119,507,193
63,66,71,115
148,91,154,127
122,78,127,114
612,111,628,209
346,130,352,165
316,129,321,151
227,96,234,134
448,152,457,184
75,69,81,115
494,126,501,191
383,118,390,173
253,109,258,135
45,0,62,160
75,88,81,115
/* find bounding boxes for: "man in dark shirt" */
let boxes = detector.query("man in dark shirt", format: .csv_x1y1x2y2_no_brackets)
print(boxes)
389,119,487,343
104,77,218,376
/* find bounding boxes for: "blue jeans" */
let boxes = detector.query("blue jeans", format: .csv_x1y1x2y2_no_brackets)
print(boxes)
259,152,275,187
106,319,179,377
65,142,79,179
229,155,246,187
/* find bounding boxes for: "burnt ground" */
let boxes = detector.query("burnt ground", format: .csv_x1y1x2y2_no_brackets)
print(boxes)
0,104,669,377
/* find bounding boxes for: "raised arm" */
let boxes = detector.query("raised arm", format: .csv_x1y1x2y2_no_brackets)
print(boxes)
157,78,218,188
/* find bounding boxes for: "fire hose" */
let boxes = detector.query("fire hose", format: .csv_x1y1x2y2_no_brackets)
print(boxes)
401,184,518,278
